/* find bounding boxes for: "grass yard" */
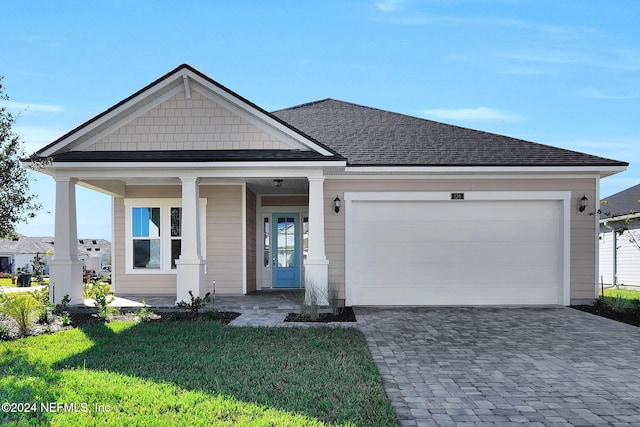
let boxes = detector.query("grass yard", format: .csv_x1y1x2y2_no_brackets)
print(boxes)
0,321,397,426
601,287,640,302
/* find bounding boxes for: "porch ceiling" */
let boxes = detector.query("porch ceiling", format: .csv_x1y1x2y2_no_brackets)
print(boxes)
79,177,309,196
246,178,308,195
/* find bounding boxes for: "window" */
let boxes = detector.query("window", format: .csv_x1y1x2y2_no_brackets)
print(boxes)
125,199,206,274
171,207,182,269
263,217,270,267
132,207,161,269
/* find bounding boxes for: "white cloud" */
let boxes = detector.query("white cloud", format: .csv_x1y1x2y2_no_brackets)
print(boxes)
14,126,65,154
375,0,408,12
568,88,639,100
0,101,64,113
497,51,588,65
422,107,519,122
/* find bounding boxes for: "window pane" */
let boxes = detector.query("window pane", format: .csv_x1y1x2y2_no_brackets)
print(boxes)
303,216,309,260
132,207,160,238
277,217,295,268
133,240,160,269
171,239,182,269
171,207,182,237
263,217,270,267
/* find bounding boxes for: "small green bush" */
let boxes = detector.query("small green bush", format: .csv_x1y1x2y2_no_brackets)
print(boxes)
0,323,10,340
137,301,155,322
0,294,41,335
177,291,211,316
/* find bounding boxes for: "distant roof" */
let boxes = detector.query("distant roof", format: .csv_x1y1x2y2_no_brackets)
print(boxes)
272,99,627,167
601,184,640,218
0,235,54,255
0,235,111,256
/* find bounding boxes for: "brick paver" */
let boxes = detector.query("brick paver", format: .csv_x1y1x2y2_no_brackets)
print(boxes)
355,307,640,426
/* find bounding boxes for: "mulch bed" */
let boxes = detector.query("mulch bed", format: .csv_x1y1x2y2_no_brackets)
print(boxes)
284,306,356,323
572,304,640,327
0,310,241,341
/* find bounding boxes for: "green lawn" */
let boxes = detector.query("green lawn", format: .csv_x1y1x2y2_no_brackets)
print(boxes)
601,287,640,302
0,321,397,426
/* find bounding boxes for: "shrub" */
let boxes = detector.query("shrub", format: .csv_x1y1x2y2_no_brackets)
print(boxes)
53,294,71,316
137,301,155,322
177,291,211,316
0,323,10,340
60,312,71,327
0,294,41,335
92,285,115,322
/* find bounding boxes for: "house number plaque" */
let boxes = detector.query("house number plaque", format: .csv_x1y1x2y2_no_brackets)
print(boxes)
451,193,465,200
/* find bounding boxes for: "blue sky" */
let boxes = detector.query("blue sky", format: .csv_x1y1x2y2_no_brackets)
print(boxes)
2,0,639,240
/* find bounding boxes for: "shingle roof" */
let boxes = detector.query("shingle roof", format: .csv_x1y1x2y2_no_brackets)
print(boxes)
600,184,640,218
272,99,627,167
0,235,54,255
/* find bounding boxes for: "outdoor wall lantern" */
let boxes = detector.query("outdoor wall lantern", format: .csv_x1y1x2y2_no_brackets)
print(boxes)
334,196,342,213
579,195,588,212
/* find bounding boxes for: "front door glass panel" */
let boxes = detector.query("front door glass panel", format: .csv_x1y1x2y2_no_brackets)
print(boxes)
272,213,300,288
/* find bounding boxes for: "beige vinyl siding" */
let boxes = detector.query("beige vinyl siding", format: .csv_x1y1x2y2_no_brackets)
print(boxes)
324,177,599,303
203,185,243,294
87,90,291,152
246,188,257,293
114,184,244,295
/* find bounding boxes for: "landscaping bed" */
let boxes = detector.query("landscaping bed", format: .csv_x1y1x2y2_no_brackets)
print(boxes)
572,299,640,327
0,308,241,341
285,306,356,323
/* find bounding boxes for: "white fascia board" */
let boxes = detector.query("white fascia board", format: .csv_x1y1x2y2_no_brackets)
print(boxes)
40,78,182,157
186,71,334,157
343,165,627,176
44,162,344,180
46,160,345,171
327,172,602,181
345,190,571,203
600,212,640,224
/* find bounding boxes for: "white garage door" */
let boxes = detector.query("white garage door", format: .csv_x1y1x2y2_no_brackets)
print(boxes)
346,195,566,306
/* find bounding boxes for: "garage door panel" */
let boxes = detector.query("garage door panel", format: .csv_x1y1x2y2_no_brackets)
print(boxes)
348,198,564,306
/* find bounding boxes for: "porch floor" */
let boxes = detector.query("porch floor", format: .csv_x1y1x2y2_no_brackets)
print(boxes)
114,290,301,311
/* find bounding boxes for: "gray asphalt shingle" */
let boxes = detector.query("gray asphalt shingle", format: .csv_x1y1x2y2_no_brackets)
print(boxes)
272,99,625,167
601,183,640,217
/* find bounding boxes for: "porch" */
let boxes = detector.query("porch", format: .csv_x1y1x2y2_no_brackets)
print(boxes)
112,290,301,311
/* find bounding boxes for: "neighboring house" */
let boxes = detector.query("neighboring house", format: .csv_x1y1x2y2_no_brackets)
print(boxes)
599,184,640,288
0,235,54,275
0,235,111,276
30,64,627,306
77,238,112,273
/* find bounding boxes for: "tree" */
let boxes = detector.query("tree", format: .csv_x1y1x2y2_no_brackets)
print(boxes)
0,76,41,238
30,252,46,283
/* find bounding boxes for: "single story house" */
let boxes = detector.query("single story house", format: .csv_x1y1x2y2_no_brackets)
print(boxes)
0,234,54,275
599,183,640,288
0,235,111,276
30,64,627,306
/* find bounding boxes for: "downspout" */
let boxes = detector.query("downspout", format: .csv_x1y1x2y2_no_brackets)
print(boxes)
603,220,617,287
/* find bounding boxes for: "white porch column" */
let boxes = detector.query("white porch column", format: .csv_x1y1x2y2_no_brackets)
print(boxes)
304,176,329,305
50,177,83,304
175,177,206,302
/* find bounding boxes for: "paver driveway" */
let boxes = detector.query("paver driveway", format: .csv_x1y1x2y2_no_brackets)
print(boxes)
356,307,640,426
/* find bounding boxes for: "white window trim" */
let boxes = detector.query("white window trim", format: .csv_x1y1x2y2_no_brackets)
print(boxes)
125,198,207,274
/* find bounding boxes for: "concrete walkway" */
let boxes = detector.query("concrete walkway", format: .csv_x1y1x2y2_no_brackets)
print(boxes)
356,306,640,427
